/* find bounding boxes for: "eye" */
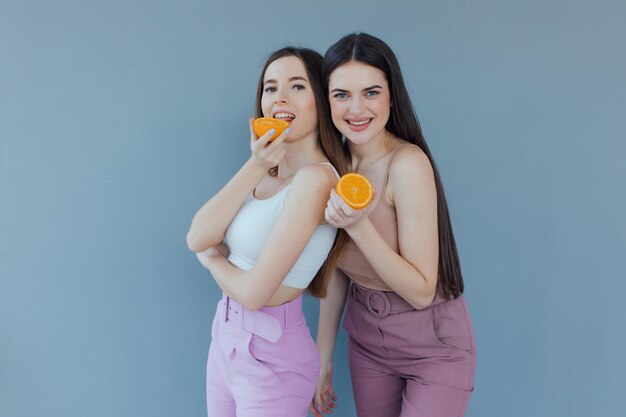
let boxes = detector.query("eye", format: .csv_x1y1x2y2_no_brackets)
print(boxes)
293,84,306,91
333,92,348,99
264,86,277,93
365,90,380,97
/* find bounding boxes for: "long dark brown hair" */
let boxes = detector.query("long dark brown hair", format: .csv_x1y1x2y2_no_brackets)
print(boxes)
254,47,350,298
323,33,464,299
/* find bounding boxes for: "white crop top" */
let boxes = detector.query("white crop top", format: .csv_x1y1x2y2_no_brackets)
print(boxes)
223,164,339,289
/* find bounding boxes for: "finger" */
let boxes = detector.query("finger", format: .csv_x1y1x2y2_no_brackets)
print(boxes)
324,206,338,227
326,207,344,228
322,393,336,409
338,199,355,217
269,127,290,146
329,199,348,225
255,128,276,147
309,403,323,417
330,189,345,211
329,387,337,401
317,398,333,414
322,389,337,407
329,190,343,212
331,189,355,216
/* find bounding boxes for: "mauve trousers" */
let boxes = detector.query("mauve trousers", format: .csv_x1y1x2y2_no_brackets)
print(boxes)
344,284,476,417
206,295,319,417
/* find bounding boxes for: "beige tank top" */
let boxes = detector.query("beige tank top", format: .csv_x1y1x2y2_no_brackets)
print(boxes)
337,145,410,291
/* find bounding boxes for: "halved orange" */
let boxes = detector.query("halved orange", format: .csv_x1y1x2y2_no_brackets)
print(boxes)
253,117,289,142
336,173,373,210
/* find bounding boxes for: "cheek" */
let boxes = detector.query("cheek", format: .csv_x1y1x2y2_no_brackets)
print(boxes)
330,102,346,124
377,96,392,117
301,95,318,126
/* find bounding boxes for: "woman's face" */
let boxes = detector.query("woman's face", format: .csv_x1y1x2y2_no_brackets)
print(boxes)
328,60,391,146
261,56,318,141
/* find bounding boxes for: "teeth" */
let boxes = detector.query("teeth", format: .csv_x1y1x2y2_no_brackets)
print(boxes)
349,119,371,126
274,112,295,120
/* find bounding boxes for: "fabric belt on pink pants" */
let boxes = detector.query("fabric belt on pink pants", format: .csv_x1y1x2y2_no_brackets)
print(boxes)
222,295,303,343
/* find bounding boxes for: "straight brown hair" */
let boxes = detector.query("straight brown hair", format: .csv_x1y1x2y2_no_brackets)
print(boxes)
323,33,464,299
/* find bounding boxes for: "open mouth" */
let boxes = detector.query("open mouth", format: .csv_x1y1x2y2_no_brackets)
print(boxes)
273,112,296,123
346,118,372,130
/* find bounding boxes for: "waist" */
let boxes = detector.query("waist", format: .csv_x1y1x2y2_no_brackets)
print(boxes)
350,283,451,318
350,283,415,317
220,294,304,343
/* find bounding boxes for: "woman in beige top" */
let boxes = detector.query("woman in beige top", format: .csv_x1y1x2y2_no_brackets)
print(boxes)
310,34,476,417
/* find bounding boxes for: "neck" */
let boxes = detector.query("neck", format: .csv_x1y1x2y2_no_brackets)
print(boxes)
348,129,396,168
277,132,327,180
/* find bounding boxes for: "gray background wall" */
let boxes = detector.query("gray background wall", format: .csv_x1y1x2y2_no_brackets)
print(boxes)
2,1,625,416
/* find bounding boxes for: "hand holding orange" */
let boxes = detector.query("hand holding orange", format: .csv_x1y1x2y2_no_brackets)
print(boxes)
253,117,289,142
336,173,373,210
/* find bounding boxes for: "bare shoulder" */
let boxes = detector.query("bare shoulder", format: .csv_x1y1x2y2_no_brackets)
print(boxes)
389,144,434,182
293,163,338,189
388,144,436,205
286,163,337,203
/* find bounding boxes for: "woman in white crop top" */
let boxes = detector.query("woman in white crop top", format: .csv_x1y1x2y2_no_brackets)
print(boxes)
185,47,348,417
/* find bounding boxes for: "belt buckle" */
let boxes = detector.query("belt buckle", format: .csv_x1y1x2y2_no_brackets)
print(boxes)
365,290,391,318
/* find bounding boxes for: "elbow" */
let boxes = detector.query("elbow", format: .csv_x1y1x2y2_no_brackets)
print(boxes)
240,294,264,311
186,229,223,253
411,282,437,310
186,231,204,253
239,286,269,311
414,292,436,310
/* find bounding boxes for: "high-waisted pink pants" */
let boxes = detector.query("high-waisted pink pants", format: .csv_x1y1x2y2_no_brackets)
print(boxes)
206,295,319,417
344,284,476,417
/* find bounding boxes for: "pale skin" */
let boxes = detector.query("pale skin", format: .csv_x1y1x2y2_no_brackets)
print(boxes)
310,61,439,416
187,56,337,310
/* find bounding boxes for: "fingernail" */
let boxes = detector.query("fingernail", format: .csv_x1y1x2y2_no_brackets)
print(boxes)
268,128,275,135
285,128,291,135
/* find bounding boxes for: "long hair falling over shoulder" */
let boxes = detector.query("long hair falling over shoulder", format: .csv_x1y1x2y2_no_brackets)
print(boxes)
323,33,464,299
255,47,350,298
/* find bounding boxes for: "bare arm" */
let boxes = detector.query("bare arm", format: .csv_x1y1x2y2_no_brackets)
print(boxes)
201,164,337,310
310,268,349,416
186,120,288,252
316,268,349,366
326,147,439,309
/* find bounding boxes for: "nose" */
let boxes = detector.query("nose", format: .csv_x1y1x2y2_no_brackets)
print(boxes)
274,92,288,104
349,96,363,114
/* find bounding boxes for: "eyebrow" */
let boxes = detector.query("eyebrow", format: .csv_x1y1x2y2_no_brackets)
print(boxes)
264,76,309,85
330,85,383,93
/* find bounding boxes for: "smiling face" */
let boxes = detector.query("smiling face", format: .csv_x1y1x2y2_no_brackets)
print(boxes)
260,56,318,141
328,60,391,146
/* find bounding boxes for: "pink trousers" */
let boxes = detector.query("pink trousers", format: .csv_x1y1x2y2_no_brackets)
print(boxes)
206,295,319,417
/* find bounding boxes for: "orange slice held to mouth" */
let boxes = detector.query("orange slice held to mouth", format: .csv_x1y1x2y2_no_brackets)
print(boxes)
253,117,289,142
336,173,373,210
